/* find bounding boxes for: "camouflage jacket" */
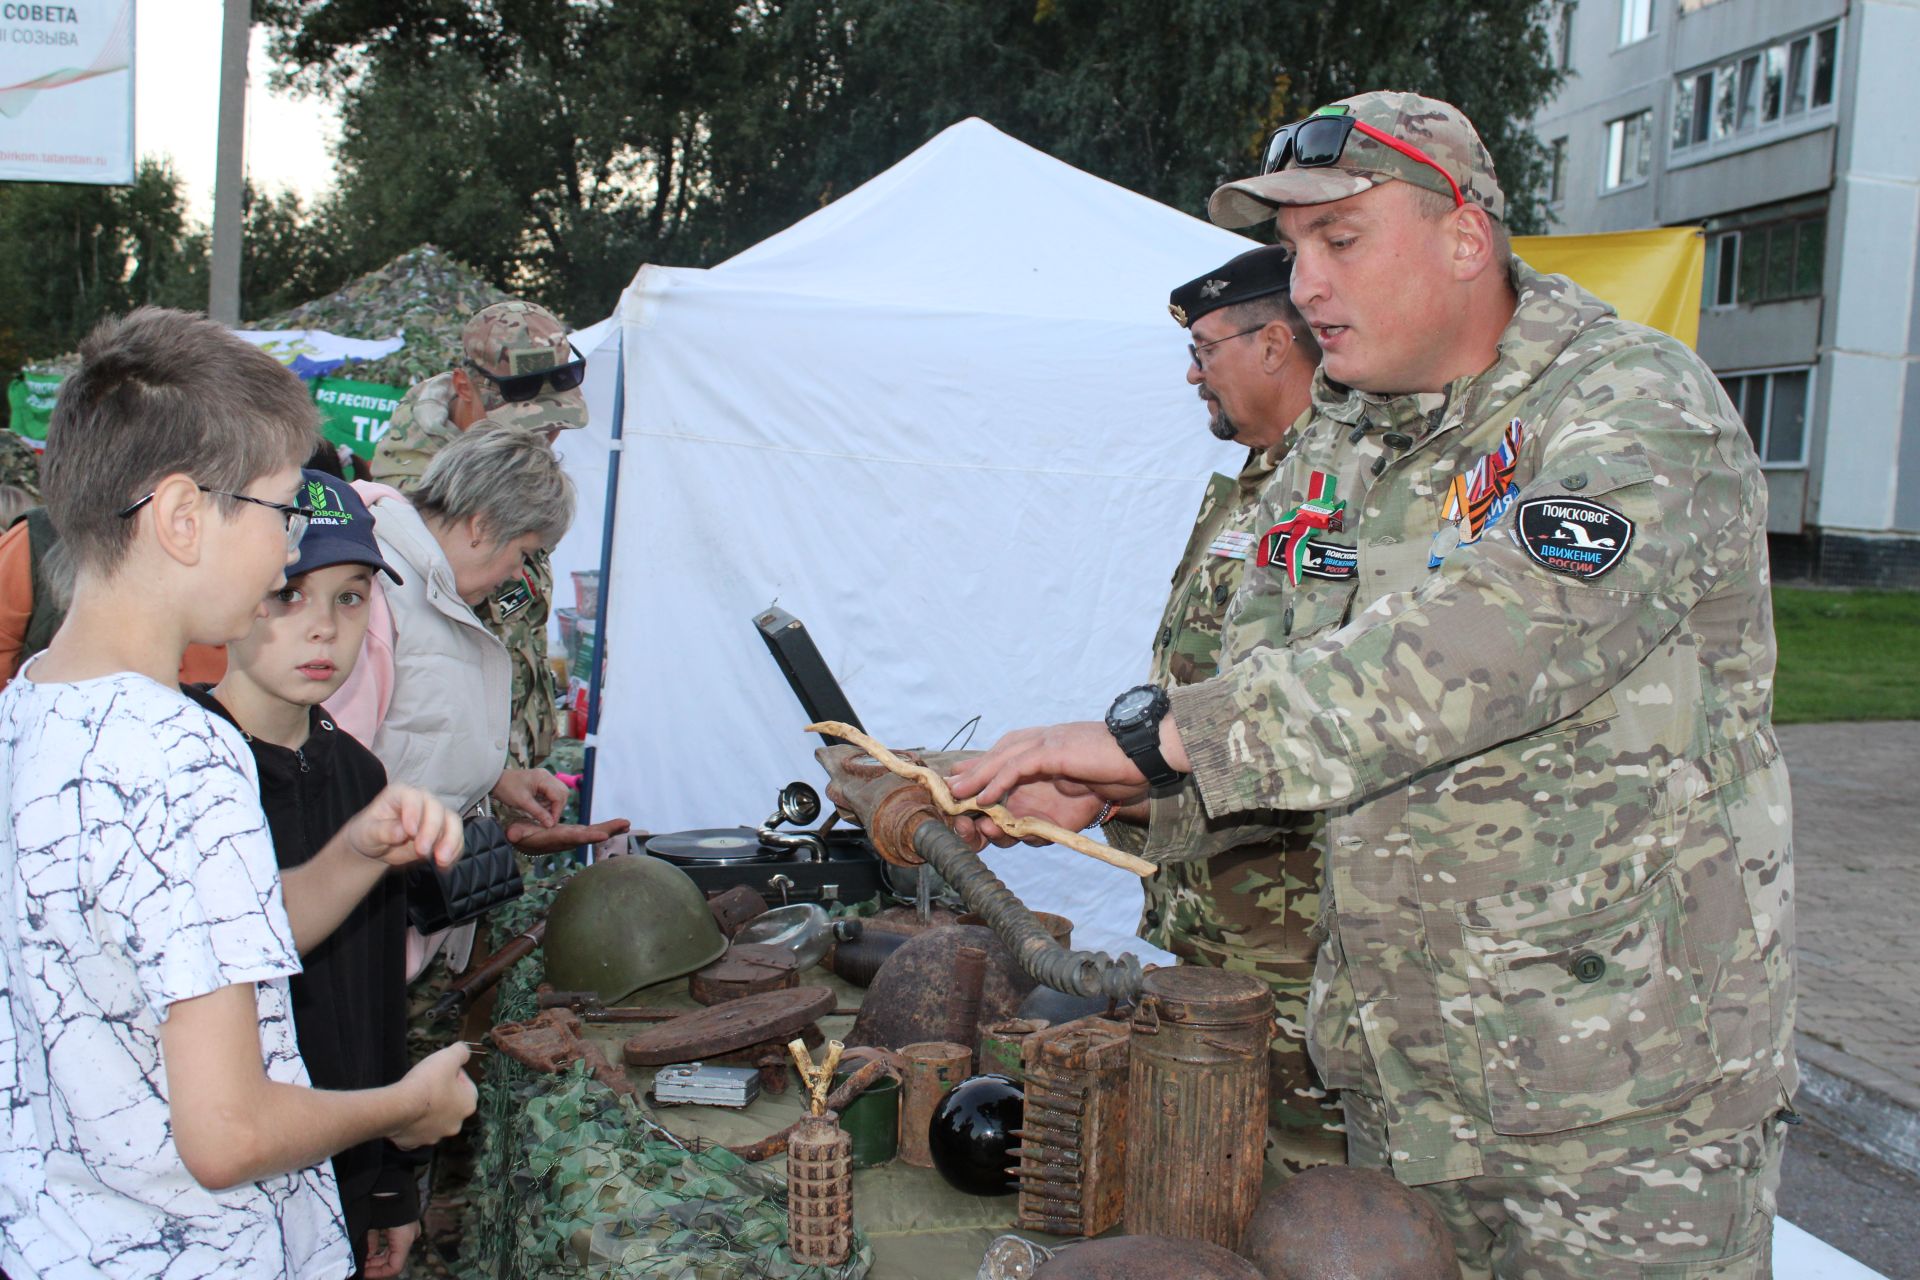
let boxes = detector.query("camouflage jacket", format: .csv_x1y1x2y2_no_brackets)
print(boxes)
1122,448,1324,971
0,429,41,499
372,374,556,770
1155,261,1794,1185
1150,449,1276,689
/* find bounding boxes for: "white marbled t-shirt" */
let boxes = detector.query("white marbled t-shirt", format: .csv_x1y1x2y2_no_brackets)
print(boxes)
0,667,353,1279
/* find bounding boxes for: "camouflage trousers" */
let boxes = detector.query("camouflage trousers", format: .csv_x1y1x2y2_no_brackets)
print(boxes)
1140,830,1346,1173
1342,1092,1786,1279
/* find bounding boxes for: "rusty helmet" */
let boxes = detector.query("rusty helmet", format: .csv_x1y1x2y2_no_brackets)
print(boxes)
847,924,1034,1051
543,855,726,1004
1033,1235,1262,1279
1240,1167,1460,1280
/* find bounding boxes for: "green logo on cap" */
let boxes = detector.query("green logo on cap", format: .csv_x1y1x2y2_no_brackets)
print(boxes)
305,480,351,525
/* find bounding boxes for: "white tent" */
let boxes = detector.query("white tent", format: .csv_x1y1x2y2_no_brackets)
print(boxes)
553,118,1259,956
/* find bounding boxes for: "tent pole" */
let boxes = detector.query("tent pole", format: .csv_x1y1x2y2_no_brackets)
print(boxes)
578,323,625,835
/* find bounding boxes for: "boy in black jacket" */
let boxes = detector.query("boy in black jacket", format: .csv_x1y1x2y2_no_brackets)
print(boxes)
188,471,422,1279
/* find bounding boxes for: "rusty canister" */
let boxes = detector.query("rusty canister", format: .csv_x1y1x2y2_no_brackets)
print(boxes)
1122,967,1271,1248
897,1041,972,1168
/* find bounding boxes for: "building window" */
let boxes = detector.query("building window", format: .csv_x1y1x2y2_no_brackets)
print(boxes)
1603,110,1653,190
1720,367,1812,466
1702,231,1739,308
1702,214,1824,308
1618,0,1654,45
1548,137,1568,203
1556,2,1578,70
1672,22,1840,162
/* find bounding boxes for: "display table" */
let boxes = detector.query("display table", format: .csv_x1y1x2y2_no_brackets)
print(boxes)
462,893,1077,1279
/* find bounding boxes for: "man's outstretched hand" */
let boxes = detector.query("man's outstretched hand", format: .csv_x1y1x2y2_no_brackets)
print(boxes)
505,817,633,856
946,722,1152,808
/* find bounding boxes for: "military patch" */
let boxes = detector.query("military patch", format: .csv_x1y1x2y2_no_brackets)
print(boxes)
1208,530,1256,560
1257,531,1358,581
1515,496,1633,579
495,570,537,619
1430,419,1523,568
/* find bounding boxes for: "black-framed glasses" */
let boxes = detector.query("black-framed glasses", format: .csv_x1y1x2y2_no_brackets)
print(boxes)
1260,107,1465,209
466,341,587,404
118,486,309,555
1188,325,1266,370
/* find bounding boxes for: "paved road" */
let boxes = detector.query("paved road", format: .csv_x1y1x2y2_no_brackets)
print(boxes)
1779,1117,1919,1278
1780,722,1920,1098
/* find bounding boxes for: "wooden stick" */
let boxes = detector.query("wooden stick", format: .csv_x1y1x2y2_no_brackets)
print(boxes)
806,721,1156,879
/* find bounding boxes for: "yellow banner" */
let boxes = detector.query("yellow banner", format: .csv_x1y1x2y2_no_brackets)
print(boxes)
1514,226,1704,349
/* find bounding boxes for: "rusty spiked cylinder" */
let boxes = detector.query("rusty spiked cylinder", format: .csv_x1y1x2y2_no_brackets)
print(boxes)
786,1112,852,1266
1123,967,1271,1248
1014,1015,1131,1237
897,1041,972,1168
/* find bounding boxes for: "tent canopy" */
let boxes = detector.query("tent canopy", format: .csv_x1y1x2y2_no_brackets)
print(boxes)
554,119,1253,953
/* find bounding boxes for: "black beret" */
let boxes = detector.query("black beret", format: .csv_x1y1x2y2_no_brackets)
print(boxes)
1168,245,1294,329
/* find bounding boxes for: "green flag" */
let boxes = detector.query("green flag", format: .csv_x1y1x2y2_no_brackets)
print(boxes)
7,370,65,443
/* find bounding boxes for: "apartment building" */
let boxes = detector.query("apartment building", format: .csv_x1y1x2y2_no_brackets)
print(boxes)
1530,0,1920,585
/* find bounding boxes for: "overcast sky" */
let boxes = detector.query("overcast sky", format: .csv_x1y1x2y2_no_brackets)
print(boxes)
137,0,339,220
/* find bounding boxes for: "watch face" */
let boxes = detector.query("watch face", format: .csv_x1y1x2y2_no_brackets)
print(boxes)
1112,687,1156,722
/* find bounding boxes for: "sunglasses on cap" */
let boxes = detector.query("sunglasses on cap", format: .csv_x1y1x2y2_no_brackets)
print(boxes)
466,341,587,403
1260,105,1465,210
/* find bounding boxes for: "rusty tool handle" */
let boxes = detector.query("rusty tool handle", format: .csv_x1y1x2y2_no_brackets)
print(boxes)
727,1057,897,1162
429,919,546,1022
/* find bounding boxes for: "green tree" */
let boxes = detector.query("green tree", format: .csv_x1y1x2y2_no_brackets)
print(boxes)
0,159,204,425
260,0,1563,320
0,159,201,366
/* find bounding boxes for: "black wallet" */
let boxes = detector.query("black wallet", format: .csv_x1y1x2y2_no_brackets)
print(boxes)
404,817,525,933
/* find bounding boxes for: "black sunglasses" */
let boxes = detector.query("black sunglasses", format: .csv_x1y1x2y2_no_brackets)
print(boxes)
1260,107,1466,207
467,341,587,403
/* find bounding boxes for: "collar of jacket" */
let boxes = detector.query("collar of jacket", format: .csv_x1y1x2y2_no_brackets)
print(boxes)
1308,257,1617,445
186,686,337,785
363,488,499,636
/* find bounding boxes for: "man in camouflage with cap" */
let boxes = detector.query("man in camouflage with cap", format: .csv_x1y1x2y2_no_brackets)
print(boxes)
954,91,1795,1278
1121,243,1343,1171
372,300,588,782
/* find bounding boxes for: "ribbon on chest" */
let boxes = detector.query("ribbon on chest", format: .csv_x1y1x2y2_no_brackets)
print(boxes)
1256,471,1352,585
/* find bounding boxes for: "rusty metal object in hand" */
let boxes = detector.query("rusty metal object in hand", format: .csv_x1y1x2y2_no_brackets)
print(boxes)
806,722,1154,877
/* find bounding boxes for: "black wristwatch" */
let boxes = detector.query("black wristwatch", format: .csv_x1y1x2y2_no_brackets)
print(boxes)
1105,684,1187,797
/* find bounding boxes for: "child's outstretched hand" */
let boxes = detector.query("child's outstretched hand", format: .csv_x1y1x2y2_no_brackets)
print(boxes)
346,785,465,871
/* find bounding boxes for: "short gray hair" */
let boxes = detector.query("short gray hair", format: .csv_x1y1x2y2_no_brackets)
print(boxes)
411,421,576,549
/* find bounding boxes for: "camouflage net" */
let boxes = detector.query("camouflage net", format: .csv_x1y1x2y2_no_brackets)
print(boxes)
253,245,517,387
464,876,875,1280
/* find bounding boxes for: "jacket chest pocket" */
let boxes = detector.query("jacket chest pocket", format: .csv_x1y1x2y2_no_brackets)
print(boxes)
1460,865,1719,1135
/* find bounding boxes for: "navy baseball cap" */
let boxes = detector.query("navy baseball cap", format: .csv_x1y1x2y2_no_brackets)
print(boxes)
291,470,404,585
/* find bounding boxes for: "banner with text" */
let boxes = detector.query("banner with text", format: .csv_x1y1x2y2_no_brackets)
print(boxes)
0,1,135,185
312,377,406,461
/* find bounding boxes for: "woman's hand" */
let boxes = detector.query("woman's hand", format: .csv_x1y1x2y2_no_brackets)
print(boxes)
505,817,633,856
490,768,571,827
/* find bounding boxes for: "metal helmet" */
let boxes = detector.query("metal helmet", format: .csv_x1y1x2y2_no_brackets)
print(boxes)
543,855,727,1004
1240,1167,1460,1280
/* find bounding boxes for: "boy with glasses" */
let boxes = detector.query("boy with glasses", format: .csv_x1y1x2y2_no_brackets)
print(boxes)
0,308,477,1279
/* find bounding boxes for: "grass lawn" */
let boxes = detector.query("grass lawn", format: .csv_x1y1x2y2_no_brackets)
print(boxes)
1771,587,1920,724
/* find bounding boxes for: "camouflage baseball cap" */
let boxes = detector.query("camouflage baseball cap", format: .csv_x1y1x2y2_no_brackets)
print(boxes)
461,300,588,431
1209,91,1505,229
